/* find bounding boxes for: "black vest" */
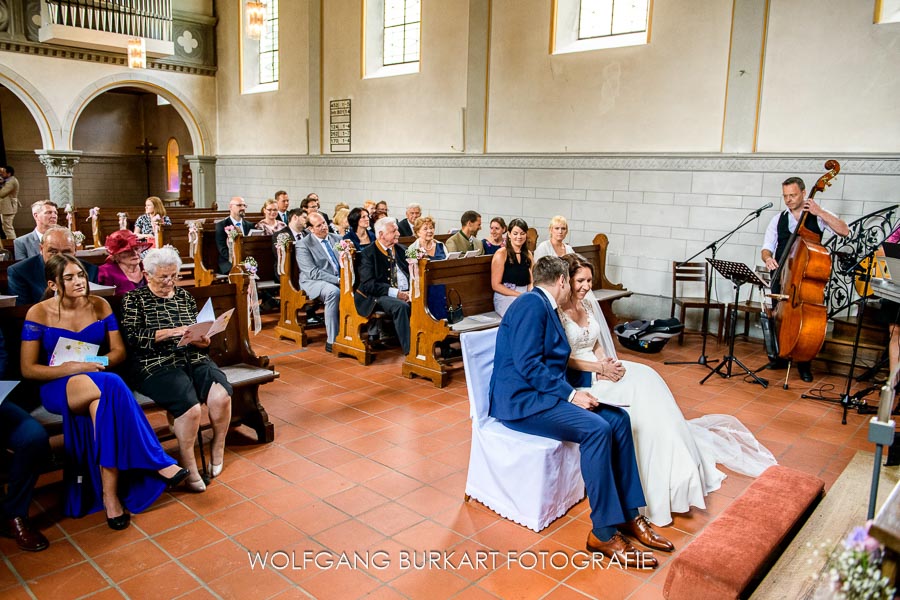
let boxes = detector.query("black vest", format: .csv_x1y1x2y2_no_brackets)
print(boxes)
771,211,824,295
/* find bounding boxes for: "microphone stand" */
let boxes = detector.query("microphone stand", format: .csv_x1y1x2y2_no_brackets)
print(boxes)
666,207,768,370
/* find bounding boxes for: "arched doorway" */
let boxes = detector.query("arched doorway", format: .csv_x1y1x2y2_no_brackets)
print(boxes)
70,87,195,207
0,84,51,235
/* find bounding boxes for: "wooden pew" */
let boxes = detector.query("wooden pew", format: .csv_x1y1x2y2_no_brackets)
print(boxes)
0,270,278,471
333,251,382,365
192,224,219,286
272,238,314,345
402,233,631,387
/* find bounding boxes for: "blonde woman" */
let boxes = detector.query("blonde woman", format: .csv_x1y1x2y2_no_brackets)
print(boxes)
533,215,574,260
133,197,172,238
408,216,447,260
255,199,288,235
332,207,350,236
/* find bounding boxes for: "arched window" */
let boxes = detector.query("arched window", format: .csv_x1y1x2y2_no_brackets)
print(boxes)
166,138,180,193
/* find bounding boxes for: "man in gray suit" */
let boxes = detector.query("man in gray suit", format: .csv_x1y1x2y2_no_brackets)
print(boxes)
14,200,58,260
297,212,343,353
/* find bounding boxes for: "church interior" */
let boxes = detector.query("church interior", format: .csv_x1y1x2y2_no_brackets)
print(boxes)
0,0,899,598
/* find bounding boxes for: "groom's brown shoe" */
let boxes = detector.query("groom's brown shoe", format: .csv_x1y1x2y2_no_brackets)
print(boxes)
619,515,675,552
586,531,657,568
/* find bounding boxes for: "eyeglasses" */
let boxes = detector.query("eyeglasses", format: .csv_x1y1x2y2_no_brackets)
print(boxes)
150,273,182,284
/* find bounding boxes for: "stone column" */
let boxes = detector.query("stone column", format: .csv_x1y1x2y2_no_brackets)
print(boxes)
184,155,217,208
35,150,82,208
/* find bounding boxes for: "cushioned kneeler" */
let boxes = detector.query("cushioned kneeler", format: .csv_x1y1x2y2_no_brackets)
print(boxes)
663,465,824,600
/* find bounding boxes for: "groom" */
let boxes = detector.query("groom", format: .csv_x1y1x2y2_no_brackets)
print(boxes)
489,256,674,567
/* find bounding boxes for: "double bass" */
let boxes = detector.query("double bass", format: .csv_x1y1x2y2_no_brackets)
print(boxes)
767,160,841,364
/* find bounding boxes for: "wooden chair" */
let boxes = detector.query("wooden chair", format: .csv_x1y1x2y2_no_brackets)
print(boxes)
724,265,771,343
670,261,725,345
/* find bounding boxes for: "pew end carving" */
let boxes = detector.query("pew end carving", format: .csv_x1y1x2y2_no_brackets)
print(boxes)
273,239,312,345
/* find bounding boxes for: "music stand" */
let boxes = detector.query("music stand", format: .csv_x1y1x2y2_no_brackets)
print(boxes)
701,258,770,388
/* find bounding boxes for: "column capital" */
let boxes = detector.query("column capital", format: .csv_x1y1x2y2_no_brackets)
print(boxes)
184,155,217,165
35,150,83,177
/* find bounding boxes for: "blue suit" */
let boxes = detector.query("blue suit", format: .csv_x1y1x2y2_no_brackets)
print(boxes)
7,255,99,305
489,288,646,537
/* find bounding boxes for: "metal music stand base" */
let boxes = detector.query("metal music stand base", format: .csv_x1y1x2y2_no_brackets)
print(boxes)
700,258,769,388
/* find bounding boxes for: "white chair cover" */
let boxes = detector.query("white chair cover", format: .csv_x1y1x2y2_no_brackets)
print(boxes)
461,328,585,532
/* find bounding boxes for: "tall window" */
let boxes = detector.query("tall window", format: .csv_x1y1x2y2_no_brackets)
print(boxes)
259,0,279,84
166,138,180,193
553,0,651,55
578,0,648,40
383,0,420,66
363,0,420,78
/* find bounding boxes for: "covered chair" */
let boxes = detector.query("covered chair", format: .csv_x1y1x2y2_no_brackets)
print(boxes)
460,327,584,532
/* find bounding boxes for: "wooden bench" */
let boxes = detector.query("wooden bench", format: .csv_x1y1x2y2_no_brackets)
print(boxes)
272,238,315,345
402,233,631,387
663,465,823,600
333,251,382,365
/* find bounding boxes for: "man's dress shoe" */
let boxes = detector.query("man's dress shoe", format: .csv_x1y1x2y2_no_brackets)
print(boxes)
586,531,657,568
5,517,49,552
619,515,675,552
797,363,814,383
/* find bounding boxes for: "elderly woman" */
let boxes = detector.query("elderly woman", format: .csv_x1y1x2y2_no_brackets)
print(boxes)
343,207,375,251
533,215,574,260
491,218,533,316
120,247,233,493
21,254,188,528
133,196,172,239
97,230,149,298
408,216,447,260
482,217,507,255
255,199,288,235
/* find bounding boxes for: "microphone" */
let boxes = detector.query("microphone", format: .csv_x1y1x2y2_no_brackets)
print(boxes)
752,202,774,216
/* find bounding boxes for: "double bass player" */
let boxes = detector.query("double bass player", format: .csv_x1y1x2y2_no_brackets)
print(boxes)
761,176,849,382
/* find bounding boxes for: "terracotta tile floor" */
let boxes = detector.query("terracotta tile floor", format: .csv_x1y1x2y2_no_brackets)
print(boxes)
0,317,880,599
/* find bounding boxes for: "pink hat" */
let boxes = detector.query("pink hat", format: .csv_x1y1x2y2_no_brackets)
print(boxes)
105,230,151,257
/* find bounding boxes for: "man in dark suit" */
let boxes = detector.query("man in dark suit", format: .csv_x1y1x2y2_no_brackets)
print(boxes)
297,213,343,352
214,196,254,274
354,217,411,354
396,202,421,237
275,190,290,224
489,256,673,568
8,226,99,305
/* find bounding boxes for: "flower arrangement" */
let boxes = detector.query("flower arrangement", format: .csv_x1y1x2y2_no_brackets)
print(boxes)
72,230,85,247
241,256,259,277
333,239,354,254
275,232,292,250
224,225,243,241
406,246,427,260
825,522,895,600
116,212,128,231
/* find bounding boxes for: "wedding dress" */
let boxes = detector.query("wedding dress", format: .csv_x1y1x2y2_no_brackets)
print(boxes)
561,295,776,526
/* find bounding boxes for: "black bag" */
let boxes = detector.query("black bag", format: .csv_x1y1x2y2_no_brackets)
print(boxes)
446,288,464,324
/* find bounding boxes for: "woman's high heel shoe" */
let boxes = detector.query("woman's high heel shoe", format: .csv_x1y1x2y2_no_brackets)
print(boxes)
160,467,190,488
185,477,206,493
107,512,131,531
210,462,223,479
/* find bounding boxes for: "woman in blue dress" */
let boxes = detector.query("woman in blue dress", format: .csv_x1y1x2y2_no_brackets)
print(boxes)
20,255,188,529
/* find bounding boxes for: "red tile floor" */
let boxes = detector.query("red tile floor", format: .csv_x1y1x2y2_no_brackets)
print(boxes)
0,318,880,599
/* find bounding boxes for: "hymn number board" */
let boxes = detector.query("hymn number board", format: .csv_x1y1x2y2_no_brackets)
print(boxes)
330,99,351,152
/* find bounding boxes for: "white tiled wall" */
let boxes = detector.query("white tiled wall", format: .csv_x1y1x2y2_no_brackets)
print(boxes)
215,154,900,324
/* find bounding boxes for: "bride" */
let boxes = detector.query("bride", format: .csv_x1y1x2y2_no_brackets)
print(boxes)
557,254,775,526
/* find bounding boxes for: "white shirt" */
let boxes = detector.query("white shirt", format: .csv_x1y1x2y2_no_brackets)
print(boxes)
761,209,838,255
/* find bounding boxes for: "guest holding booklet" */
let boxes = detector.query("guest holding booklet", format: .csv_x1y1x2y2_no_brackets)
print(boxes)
120,247,233,493
20,254,189,529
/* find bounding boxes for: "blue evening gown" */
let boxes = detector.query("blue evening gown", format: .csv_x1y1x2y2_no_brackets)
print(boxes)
22,313,176,518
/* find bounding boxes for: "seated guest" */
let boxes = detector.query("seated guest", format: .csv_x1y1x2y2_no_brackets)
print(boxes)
301,194,333,229
120,247,233,493
98,230,150,298
445,210,484,255
133,196,172,240
491,218,533,316
21,254,188,527
332,207,350,236
275,190,290,224
284,209,308,241
490,256,673,567
355,217,411,355
8,226,99,305
533,215,574,260
0,329,51,551
343,207,375,251
363,200,377,218
214,197,254,274
255,199,288,235
397,203,421,237
14,200,58,260
408,216,447,260
375,200,389,216
333,202,349,221
297,213,343,353
482,216,507,256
